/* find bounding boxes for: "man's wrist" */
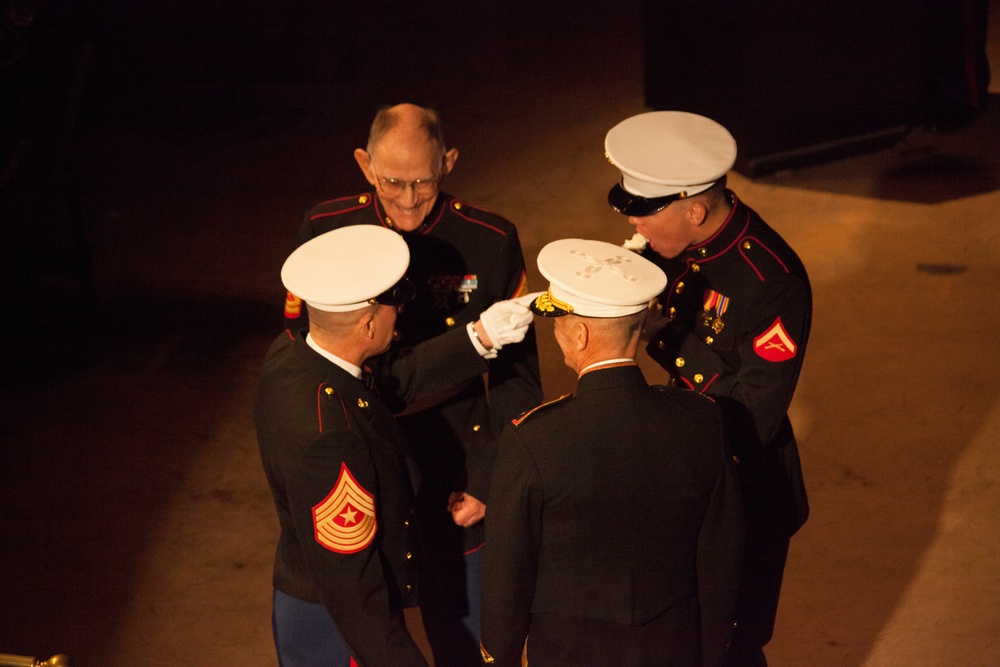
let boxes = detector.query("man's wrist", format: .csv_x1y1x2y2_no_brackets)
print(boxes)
473,320,494,348
467,321,497,359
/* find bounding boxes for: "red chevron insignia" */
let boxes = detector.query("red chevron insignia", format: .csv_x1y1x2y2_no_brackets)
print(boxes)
753,317,797,362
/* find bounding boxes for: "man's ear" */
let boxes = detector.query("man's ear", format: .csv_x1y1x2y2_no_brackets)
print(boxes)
687,200,709,227
358,311,376,339
354,148,377,186
442,147,459,176
572,319,590,351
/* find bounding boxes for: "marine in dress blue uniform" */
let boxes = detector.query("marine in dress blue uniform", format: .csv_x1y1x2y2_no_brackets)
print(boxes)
481,239,744,667
256,226,537,666
285,104,542,667
605,111,812,667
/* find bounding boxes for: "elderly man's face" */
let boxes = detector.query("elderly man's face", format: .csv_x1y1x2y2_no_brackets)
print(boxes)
360,133,446,232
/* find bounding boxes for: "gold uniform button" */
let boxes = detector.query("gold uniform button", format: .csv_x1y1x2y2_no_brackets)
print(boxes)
691,263,701,272
357,398,368,408
404,519,410,527
694,374,704,384
733,455,740,464
405,584,413,592
406,552,413,560
706,336,714,345
453,201,463,210
675,357,685,368
668,307,677,319
324,387,334,395
743,241,752,250
699,247,708,257
445,317,456,327
473,424,481,432
359,195,369,204
675,282,685,295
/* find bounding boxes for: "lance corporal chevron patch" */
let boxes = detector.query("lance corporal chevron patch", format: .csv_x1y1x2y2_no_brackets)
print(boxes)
753,316,798,362
313,463,377,554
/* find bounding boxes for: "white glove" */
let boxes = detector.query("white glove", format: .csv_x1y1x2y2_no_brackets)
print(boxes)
478,292,541,350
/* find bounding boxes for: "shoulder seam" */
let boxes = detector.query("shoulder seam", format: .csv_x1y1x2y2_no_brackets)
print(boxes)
308,193,374,221
511,394,572,426
316,383,350,432
738,234,791,281
446,199,510,236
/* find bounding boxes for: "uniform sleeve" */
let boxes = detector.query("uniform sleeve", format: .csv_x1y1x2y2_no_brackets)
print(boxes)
474,226,543,499
729,274,811,446
697,420,745,667
480,425,542,666
375,325,490,412
286,429,428,667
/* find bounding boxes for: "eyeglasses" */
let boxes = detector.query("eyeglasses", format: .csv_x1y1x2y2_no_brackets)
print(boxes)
368,276,417,307
377,175,440,196
371,163,442,196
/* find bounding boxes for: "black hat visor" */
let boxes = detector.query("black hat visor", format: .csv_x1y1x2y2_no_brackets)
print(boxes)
369,275,416,306
608,181,686,217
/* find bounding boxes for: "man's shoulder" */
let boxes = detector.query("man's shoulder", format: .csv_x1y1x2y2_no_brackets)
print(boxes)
440,196,517,237
260,330,299,373
735,203,809,283
650,384,720,416
257,337,363,434
305,193,377,225
510,394,573,428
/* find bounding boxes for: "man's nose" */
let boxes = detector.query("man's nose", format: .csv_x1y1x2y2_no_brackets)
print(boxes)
398,184,420,206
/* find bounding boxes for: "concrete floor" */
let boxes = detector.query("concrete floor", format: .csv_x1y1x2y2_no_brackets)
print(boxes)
2,3,999,666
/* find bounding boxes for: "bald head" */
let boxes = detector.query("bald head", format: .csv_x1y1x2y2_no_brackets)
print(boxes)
367,103,447,160
307,303,376,338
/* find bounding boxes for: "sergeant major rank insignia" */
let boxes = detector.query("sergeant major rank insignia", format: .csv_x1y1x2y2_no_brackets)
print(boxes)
312,463,377,554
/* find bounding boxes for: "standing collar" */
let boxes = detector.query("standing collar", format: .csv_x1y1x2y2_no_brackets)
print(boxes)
374,192,448,235
579,358,636,376
576,361,645,392
305,333,362,379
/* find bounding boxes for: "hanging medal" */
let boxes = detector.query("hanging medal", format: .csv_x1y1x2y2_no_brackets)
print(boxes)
702,289,730,334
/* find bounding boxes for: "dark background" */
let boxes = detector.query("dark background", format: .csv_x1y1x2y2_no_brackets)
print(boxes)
2,0,990,329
